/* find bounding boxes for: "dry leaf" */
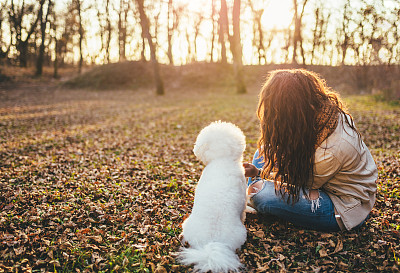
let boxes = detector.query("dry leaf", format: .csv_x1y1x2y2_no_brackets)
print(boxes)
254,230,265,238
333,239,343,253
318,248,328,257
272,246,283,252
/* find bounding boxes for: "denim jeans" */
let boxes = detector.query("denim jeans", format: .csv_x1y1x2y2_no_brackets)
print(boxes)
248,150,341,232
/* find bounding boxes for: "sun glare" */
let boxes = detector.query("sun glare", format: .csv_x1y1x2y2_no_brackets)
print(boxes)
169,0,295,64
261,0,293,30
84,0,295,64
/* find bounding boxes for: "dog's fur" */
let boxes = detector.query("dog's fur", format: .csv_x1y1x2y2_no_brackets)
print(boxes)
178,121,247,273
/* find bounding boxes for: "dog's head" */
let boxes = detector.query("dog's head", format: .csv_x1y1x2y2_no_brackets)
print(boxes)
193,121,246,165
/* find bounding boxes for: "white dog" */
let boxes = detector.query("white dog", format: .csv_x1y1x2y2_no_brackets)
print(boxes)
178,121,247,273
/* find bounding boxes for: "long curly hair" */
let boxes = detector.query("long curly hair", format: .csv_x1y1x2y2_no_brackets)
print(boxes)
257,69,360,204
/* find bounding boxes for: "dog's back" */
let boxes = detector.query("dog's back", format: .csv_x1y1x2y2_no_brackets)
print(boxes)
182,159,246,247
180,159,247,272
178,121,247,272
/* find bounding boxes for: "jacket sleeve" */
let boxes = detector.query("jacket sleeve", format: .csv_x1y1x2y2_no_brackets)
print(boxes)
310,149,341,189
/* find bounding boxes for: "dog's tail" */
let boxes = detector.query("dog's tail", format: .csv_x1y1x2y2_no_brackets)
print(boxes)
178,242,242,273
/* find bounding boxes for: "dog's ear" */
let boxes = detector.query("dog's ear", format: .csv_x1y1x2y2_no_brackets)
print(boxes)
193,142,209,164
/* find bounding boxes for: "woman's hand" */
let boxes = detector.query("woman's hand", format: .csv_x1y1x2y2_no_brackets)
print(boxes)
243,163,260,178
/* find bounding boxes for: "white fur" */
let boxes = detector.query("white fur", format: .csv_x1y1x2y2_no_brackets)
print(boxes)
179,121,247,273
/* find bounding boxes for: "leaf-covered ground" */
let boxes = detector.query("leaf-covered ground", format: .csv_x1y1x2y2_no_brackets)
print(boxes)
0,84,399,272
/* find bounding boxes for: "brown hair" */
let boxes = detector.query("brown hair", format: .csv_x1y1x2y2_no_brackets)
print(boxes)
257,69,360,204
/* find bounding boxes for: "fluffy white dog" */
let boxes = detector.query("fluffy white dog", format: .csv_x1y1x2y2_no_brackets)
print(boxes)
178,121,247,273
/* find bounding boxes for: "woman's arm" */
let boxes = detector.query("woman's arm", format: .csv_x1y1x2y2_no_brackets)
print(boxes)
312,149,341,189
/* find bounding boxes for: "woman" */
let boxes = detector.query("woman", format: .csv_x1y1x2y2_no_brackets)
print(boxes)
244,69,378,232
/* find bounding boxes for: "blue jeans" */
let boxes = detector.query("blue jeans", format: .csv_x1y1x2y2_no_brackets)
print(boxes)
248,150,341,232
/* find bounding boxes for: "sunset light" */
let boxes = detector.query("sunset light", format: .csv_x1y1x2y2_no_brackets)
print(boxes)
1,0,400,271
3,0,399,67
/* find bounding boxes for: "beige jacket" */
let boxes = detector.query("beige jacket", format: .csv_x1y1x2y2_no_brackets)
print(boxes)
311,114,378,230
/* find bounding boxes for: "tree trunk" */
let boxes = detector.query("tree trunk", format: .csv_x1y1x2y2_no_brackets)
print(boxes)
10,0,45,67
167,0,174,65
136,0,164,95
193,14,204,61
340,0,351,65
292,0,299,64
52,8,58,78
256,17,265,64
299,1,307,65
76,0,84,73
186,30,192,62
105,0,111,63
231,0,246,93
219,0,228,64
248,0,265,65
36,3,44,76
36,0,51,76
311,7,319,65
210,0,216,62
292,0,308,65
53,39,58,78
18,41,28,67
141,35,146,61
118,0,125,61
299,34,305,65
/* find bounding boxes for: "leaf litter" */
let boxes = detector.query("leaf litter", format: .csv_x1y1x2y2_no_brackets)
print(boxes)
0,86,399,272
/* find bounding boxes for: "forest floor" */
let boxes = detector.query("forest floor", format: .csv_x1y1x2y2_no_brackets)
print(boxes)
0,81,399,272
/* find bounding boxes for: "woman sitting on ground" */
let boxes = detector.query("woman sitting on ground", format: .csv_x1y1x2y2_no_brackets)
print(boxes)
244,69,378,232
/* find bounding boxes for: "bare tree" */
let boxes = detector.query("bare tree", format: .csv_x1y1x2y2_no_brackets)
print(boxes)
97,0,113,63
193,12,205,61
135,0,164,95
117,0,130,61
72,0,84,73
310,1,330,65
2,0,400,71
167,0,174,64
210,0,217,62
163,1,186,64
248,0,267,64
105,0,112,63
231,0,246,93
292,0,308,65
357,2,385,65
185,29,192,63
57,4,76,68
336,0,354,65
153,9,162,56
219,0,229,64
36,0,52,76
219,0,246,93
50,7,58,78
140,36,146,61
8,0,46,67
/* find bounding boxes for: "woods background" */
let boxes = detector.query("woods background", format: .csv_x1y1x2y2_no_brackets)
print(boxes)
0,0,400,97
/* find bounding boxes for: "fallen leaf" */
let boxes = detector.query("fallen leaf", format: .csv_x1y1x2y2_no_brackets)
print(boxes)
272,246,283,252
318,248,328,257
254,230,265,238
333,239,343,253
